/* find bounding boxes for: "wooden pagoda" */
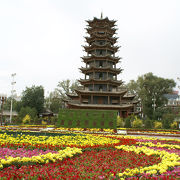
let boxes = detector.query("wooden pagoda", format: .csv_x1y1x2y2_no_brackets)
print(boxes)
64,15,138,117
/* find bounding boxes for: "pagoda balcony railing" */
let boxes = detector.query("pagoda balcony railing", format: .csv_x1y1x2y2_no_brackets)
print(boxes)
86,77,118,81
86,64,119,70
88,53,115,58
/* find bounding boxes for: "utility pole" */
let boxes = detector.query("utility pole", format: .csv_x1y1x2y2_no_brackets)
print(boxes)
10,73,16,124
0,94,7,125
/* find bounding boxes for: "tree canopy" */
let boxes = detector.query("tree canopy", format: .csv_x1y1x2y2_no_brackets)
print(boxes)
56,79,79,100
127,72,176,119
21,85,45,114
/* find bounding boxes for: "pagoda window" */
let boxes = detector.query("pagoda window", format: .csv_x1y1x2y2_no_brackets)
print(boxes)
99,61,103,67
98,31,105,35
99,73,103,79
99,85,103,91
100,50,103,55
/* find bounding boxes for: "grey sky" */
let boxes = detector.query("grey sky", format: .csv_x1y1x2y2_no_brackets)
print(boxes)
0,0,180,96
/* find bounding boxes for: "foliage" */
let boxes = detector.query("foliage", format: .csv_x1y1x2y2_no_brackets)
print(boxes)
132,117,143,128
18,107,37,124
154,121,162,129
41,120,47,125
127,72,176,119
22,114,31,124
144,117,153,129
170,121,178,129
21,85,45,114
124,116,132,128
162,113,176,129
57,109,117,129
44,91,62,113
56,79,80,100
117,116,124,127
3,97,22,113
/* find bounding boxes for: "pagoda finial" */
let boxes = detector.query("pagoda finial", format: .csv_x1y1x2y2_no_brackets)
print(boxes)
101,12,103,19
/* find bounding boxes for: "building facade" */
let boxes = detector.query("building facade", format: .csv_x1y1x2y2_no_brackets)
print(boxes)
64,16,138,117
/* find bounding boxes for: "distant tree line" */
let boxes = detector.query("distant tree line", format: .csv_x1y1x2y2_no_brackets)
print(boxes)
3,73,180,128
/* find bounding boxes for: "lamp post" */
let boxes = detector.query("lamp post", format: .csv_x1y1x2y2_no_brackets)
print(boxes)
0,94,7,125
10,73,16,124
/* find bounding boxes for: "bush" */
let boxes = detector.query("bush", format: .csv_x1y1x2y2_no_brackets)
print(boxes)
124,117,132,128
18,106,37,124
22,114,31,124
57,109,117,129
170,121,178,129
132,117,143,128
144,118,152,129
154,121,162,129
117,116,124,127
162,113,175,129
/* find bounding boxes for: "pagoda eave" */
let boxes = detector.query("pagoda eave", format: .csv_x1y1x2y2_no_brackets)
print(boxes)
79,67,122,74
84,46,119,53
67,102,133,110
81,55,121,63
79,79,123,86
75,89,127,96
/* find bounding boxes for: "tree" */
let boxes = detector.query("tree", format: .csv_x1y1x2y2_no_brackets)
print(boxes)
127,73,176,119
21,85,45,114
3,97,22,112
44,90,62,113
56,79,80,100
18,106,37,120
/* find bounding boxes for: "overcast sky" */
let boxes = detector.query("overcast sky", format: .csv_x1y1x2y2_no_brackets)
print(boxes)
0,0,180,97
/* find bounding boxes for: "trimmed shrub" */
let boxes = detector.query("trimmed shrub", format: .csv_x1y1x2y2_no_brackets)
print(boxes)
170,121,178,129
144,118,153,129
117,116,124,127
132,118,143,128
124,117,132,128
162,113,175,129
22,114,31,124
154,121,162,129
57,109,117,129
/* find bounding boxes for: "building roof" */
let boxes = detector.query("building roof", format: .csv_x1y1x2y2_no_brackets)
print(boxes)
164,93,179,100
81,54,121,63
79,78,123,86
67,102,133,110
79,66,122,74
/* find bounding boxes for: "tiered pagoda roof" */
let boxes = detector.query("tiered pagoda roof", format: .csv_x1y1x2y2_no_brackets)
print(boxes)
64,15,139,117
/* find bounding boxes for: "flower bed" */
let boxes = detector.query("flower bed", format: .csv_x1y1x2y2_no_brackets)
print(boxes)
0,132,179,179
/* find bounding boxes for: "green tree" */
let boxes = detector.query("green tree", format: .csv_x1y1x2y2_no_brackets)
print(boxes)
127,73,176,119
18,106,37,122
3,97,22,112
56,79,80,100
45,91,62,113
124,117,132,128
162,113,176,129
21,85,45,114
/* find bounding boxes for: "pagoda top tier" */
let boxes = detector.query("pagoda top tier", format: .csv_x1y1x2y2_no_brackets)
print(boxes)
86,17,116,27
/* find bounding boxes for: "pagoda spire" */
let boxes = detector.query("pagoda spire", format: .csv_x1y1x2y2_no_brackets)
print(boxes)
101,12,103,19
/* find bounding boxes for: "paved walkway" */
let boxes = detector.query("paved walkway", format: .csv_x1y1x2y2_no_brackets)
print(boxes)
126,134,180,140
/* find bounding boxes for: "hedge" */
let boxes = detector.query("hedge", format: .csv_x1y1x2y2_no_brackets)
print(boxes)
57,109,117,129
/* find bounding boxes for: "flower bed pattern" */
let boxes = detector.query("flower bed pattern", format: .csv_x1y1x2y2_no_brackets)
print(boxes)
0,132,179,179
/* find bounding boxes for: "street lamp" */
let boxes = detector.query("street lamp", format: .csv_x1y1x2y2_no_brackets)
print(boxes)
0,94,7,125
10,73,16,124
